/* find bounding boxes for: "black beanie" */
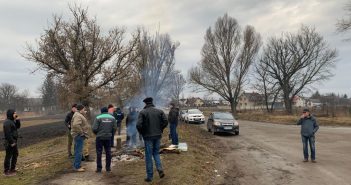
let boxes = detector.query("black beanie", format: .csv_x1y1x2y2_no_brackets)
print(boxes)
101,107,108,113
76,104,85,111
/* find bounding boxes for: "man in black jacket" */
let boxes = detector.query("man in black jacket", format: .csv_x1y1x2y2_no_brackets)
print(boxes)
64,104,77,158
137,97,168,182
168,103,179,148
3,109,21,176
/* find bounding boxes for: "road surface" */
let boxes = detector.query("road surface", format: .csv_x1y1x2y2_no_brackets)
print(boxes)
205,120,351,185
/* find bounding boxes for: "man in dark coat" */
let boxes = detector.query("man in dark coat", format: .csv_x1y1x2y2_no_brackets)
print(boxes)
92,107,117,173
64,104,77,157
168,103,179,148
297,108,319,162
3,109,21,176
137,97,168,182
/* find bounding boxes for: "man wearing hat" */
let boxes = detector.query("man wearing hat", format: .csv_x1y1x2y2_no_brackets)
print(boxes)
92,107,117,173
297,108,319,163
71,104,90,172
137,97,168,182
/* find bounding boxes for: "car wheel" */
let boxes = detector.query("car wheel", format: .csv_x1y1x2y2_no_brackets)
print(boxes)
235,131,239,135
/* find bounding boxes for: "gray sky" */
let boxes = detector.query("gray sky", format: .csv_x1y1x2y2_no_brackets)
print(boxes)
0,0,350,98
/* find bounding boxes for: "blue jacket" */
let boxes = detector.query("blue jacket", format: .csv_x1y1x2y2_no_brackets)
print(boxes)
297,116,319,137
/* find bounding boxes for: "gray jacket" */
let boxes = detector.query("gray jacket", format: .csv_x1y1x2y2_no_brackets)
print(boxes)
297,116,319,137
92,113,117,140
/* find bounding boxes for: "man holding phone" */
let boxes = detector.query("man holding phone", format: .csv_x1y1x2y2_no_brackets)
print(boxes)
297,108,319,163
3,109,21,176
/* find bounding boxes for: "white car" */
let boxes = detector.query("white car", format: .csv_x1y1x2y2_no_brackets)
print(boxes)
184,109,205,124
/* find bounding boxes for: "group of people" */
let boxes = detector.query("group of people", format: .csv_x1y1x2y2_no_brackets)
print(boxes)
63,97,178,182
2,99,318,181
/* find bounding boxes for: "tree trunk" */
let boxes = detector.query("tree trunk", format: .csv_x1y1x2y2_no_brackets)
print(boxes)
230,100,237,115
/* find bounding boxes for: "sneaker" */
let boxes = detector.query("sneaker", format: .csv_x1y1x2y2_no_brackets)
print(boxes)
311,160,317,163
303,159,308,162
74,168,85,172
144,178,152,182
95,169,102,173
106,168,111,172
158,170,165,178
169,144,178,148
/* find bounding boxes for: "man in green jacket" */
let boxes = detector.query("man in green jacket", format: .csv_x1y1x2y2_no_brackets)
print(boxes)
92,107,117,173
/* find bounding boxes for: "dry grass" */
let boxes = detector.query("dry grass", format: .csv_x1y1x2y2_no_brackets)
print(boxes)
0,136,71,185
237,112,351,126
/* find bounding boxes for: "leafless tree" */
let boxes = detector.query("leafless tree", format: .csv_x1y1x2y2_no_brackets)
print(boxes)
260,25,338,114
0,83,28,111
189,14,261,114
40,74,58,109
253,60,281,112
169,71,186,106
135,28,179,102
337,2,351,33
23,5,139,108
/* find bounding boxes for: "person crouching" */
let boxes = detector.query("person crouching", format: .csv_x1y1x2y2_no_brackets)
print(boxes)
92,107,117,173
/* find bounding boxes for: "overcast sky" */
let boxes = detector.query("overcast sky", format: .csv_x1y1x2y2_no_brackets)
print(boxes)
0,0,350,98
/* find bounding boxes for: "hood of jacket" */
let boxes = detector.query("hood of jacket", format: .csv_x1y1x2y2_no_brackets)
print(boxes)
6,109,15,120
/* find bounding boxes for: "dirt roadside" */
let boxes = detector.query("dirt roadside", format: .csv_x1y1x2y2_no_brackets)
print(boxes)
45,123,225,185
206,120,351,185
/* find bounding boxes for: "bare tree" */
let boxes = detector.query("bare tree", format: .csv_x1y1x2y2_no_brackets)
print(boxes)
337,2,351,33
189,14,261,114
169,71,186,106
135,29,179,102
40,74,58,109
0,83,28,111
260,25,338,114
23,5,139,107
253,60,281,112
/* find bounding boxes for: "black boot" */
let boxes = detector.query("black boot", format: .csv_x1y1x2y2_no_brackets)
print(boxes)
158,170,165,178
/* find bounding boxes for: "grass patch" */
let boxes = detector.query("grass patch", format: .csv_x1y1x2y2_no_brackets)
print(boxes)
237,112,351,126
0,136,70,185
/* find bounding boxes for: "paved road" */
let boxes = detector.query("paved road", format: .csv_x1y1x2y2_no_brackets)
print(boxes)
203,120,351,185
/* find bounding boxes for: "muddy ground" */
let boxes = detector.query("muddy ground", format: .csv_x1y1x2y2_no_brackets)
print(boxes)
205,120,351,185
0,115,66,151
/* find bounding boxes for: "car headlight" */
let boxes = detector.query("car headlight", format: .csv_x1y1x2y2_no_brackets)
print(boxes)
234,121,239,126
214,121,221,126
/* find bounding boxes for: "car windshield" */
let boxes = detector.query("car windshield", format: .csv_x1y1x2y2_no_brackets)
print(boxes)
213,113,234,120
188,109,202,114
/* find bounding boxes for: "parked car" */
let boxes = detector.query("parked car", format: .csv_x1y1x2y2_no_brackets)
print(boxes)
179,109,187,121
184,109,205,124
207,112,239,135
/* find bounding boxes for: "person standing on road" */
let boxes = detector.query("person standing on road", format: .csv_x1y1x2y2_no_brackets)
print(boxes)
71,104,90,172
64,104,77,158
168,103,179,148
297,108,319,163
92,107,117,173
137,97,168,182
3,109,21,176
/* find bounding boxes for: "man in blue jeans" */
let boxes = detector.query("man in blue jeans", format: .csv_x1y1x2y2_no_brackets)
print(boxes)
92,107,117,173
297,108,319,163
137,97,168,182
168,103,179,148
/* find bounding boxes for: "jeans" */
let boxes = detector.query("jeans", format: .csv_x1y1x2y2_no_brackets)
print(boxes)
96,138,112,171
111,131,115,147
170,122,179,145
301,135,316,160
74,135,84,169
4,144,18,172
144,138,163,179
